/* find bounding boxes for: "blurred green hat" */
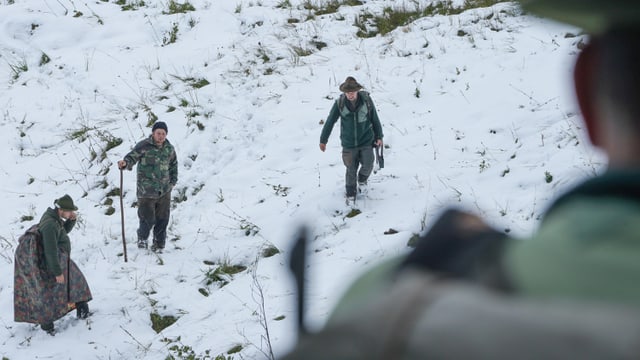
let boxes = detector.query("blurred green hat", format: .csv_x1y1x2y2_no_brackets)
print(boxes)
520,0,640,34
54,194,78,211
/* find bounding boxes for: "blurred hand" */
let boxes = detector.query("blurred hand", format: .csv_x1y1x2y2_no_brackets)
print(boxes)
375,139,383,147
55,274,65,284
117,160,127,169
319,143,326,152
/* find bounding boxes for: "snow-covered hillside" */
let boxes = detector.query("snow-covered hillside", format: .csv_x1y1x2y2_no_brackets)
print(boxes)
0,0,603,359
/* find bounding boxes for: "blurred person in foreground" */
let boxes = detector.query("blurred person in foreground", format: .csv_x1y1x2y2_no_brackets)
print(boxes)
118,121,178,253
14,195,92,335
282,1,640,358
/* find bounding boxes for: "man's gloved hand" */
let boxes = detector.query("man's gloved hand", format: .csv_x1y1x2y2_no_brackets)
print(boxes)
400,209,508,283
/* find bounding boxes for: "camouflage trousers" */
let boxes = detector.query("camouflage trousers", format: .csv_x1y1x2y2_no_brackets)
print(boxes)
137,191,171,247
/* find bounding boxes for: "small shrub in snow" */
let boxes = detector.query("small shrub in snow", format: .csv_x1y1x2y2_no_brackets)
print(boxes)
150,312,178,333
118,0,146,11
203,262,247,288
355,0,510,38
8,59,28,82
262,245,280,258
163,23,180,46
39,53,50,66
164,0,195,14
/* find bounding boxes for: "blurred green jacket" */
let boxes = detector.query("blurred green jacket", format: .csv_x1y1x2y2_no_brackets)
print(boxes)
505,170,640,305
332,171,640,320
280,171,640,359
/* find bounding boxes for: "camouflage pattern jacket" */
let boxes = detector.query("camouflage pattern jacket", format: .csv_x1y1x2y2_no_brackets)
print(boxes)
39,207,75,277
124,136,178,199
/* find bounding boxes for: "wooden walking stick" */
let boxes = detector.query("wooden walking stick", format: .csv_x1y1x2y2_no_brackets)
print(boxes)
119,168,128,262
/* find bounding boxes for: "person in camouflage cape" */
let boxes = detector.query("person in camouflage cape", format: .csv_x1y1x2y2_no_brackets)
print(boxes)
14,195,92,335
118,121,178,252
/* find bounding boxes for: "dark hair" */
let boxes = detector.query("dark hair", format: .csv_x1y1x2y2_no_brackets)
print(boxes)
594,28,640,131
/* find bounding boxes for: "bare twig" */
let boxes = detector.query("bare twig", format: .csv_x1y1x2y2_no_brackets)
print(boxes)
120,325,151,352
250,264,276,360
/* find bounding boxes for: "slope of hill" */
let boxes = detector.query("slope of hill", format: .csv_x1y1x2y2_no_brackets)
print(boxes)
0,0,602,359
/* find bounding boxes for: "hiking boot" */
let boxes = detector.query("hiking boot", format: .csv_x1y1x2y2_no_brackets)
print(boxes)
76,301,90,319
151,243,164,253
358,181,368,195
137,238,148,249
345,195,356,206
40,322,55,336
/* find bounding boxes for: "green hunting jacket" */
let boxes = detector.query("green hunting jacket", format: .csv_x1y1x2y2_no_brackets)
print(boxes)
281,170,640,359
124,136,178,199
39,207,75,277
329,170,640,322
320,91,383,149
504,170,640,306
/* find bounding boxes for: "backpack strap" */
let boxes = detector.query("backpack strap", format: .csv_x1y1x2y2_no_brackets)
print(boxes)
359,91,374,113
338,93,345,112
359,91,376,128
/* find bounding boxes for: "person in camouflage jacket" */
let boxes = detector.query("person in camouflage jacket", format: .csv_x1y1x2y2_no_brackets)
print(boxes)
118,121,178,252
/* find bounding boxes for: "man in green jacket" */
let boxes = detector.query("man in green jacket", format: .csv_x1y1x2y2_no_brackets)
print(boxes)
320,76,383,201
282,1,640,358
118,121,178,252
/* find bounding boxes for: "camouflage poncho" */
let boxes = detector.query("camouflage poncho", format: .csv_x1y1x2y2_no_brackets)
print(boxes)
14,225,92,324
123,136,178,199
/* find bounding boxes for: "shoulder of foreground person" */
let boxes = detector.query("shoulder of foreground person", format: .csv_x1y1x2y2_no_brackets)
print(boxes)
281,269,640,360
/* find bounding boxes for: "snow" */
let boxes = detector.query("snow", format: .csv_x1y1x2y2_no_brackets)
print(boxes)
0,0,605,359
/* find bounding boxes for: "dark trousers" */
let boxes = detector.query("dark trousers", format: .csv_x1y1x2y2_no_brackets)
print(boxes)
342,145,374,196
137,192,171,247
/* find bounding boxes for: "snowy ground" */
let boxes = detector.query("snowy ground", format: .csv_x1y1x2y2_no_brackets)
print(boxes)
0,0,603,359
